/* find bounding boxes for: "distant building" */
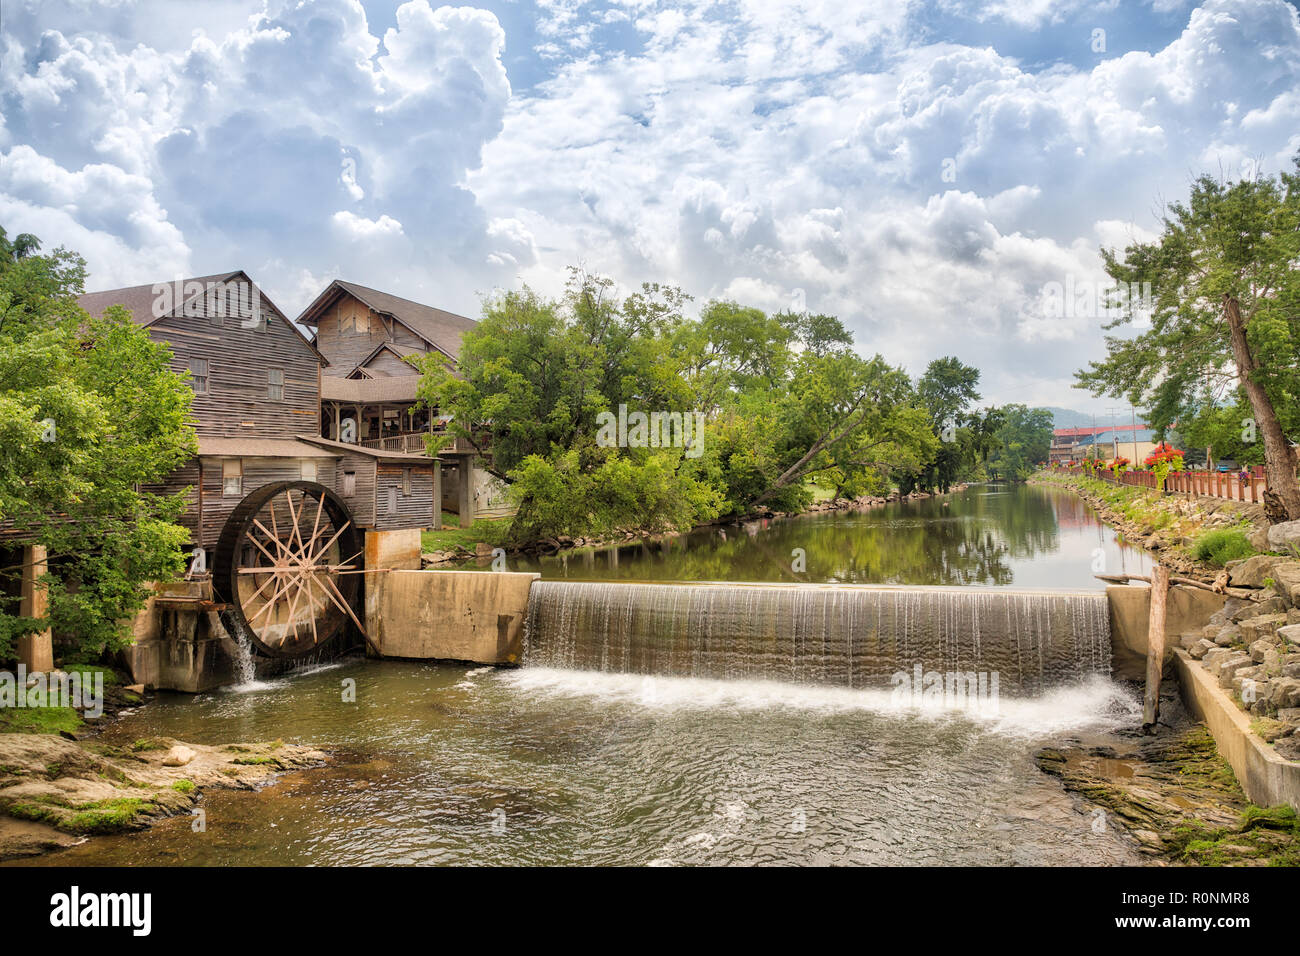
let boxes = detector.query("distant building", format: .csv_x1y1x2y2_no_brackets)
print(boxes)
1049,424,1153,464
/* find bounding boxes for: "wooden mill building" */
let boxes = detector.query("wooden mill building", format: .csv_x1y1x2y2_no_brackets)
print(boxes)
76,272,443,553
296,279,500,519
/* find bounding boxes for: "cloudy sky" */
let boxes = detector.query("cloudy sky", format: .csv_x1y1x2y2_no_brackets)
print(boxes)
2,0,1298,415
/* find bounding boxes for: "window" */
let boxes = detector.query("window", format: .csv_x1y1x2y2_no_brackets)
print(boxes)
268,368,284,401
386,485,398,514
343,471,356,498
301,460,317,482
402,468,411,496
223,459,242,497
190,358,208,395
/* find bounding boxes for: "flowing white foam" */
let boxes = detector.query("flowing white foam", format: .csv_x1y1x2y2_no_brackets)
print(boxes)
497,668,1140,737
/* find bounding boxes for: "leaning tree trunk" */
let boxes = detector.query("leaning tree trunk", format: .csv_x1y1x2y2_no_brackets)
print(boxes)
1222,294,1300,521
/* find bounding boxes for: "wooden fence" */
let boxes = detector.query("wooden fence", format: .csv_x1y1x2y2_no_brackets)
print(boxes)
1073,465,1268,503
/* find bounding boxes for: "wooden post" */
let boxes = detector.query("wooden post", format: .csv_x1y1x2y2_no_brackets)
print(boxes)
1141,563,1170,733
431,462,443,531
458,457,474,528
17,544,54,673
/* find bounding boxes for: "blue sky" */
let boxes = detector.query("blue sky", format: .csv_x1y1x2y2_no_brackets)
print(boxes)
2,0,1298,413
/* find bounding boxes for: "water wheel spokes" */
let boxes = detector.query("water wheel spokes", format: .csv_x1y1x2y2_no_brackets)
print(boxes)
215,481,367,659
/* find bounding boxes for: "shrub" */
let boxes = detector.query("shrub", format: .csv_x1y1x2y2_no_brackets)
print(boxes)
1191,529,1255,567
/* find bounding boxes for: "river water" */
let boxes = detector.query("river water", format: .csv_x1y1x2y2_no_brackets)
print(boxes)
457,483,1152,587
17,483,1155,866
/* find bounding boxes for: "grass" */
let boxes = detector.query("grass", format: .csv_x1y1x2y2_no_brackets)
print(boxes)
60,664,118,685
7,795,150,834
1191,528,1257,567
420,512,512,554
1168,805,1300,866
0,704,81,736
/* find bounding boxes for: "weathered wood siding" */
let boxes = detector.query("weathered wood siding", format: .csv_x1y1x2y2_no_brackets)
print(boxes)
141,459,201,544
332,451,378,529
148,282,322,439
191,457,338,551
359,348,420,378
374,464,436,531
316,291,429,377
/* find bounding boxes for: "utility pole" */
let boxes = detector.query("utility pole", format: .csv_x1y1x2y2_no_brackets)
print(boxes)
1130,404,1138,464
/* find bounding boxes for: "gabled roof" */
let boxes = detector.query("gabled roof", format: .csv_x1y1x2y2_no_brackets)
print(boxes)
76,270,328,366
348,341,425,379
296,279,476,361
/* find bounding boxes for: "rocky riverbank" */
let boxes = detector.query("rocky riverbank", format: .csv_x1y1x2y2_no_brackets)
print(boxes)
1031,471,1272,581
1037,695,1300,865
1178,551,1300,757
422,483,970,566
0,733,325,861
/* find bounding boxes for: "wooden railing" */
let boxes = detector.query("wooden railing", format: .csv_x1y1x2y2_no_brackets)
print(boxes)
1069,464,1269,503
360,430,480,455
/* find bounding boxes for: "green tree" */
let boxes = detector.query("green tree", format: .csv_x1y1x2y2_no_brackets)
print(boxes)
986,405,1054,480
1076,162,1300,519
0,232,198,661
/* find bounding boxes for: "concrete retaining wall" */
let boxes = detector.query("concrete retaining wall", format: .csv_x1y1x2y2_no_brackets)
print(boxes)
369,569,539,665
1106,584,1226,680
1174,649,1300,811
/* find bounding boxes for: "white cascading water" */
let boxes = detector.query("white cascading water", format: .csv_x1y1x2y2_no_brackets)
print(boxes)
522,581,1112,696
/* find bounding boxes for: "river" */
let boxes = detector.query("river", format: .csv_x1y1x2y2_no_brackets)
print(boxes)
16,483,1156,866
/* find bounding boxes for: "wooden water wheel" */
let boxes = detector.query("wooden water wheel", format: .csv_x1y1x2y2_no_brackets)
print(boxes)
213,481,367,658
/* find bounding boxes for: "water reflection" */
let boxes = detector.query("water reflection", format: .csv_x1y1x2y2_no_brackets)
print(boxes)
459,484,1151,589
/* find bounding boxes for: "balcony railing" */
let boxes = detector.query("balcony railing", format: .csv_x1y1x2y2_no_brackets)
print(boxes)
359,430,481,455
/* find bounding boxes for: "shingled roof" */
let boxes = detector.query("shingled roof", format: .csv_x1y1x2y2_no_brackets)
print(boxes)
320,376,421,403
76,270,326,365
79,272,241,324
296,279,476,361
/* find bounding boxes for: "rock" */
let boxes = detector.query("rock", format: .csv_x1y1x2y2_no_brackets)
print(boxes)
1278,624,1300,647
125,684,144,695
1275,737,1300,761
1266,520,1300,551
1214,625,1242,647
1209,599,1248,627
1268,678,1300,709
1231,595,1286,621
1253,718,1290,742
475,542,496,557
1189,639,1216,660
161,745,196,767
1239,613,1289,643
1227,555,1281,588
1249,639,1281,666
1214,654,1254,687
1202,647,1233,671
1249,526,1272,553
1179,632,1203,651
1270,562,1300,607
1284,663,1300,679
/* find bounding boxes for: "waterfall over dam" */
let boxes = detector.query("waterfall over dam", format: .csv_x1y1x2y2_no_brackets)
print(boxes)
522,581,1112,695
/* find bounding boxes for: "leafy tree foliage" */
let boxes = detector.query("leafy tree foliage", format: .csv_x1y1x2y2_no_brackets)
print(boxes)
0,230,196,661
1075,161,1300,519
420,270,1052,543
